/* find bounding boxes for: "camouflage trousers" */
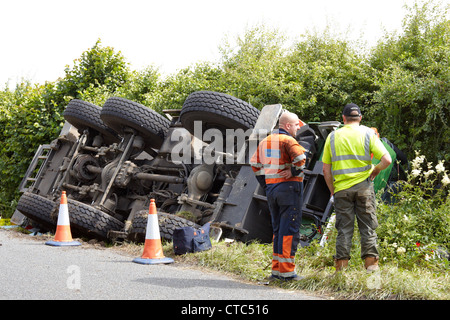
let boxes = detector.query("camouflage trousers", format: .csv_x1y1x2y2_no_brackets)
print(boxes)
333,178,379,260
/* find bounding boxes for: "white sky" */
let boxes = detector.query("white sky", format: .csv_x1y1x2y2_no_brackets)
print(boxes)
0,0,409,89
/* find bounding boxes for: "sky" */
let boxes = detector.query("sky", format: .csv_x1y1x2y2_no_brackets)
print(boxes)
0,0,410,89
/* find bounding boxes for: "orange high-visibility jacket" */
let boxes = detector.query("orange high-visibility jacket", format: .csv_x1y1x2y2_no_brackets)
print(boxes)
250,129,306,184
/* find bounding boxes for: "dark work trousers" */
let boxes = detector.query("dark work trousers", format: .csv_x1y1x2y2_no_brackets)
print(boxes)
266,181,303,279
334,178,379,260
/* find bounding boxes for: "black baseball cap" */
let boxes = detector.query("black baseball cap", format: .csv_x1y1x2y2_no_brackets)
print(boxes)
342,103,362,117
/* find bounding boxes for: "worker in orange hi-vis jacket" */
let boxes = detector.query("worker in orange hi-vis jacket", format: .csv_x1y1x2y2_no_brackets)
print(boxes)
250,111,306,282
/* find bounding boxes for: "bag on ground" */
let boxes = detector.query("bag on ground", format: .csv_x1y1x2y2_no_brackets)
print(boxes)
173,222,212,255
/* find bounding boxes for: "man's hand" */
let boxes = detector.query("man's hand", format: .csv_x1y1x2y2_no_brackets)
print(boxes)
370,153,392,181
279,169,293,179
370,165,382,181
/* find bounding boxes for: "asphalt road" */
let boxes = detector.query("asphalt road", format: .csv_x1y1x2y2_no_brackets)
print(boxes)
0,228,324,303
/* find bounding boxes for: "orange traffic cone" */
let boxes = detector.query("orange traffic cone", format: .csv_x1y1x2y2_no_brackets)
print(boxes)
45,191,81,247
133,199,174,265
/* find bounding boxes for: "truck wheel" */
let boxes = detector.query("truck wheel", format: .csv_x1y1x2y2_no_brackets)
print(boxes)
16,192,57,231
127,210,148,242
63,99,120,145
180,91,260,136
128,210,200,242
67,199,124,241
100,97,170,150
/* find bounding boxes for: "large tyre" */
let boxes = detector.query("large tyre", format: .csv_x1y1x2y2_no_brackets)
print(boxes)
180,91,260,136
128,210,200,242
100,97,170,150
63,99,120,145
16,192,57,231
67,199,124,241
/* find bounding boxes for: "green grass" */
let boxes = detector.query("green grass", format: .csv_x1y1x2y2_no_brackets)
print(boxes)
157,235,450,300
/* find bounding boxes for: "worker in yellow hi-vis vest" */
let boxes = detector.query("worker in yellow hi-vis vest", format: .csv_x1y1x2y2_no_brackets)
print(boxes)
322,103,392,273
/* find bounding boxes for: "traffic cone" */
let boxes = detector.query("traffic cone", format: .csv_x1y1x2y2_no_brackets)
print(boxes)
45,191,81,247
133,199,174,265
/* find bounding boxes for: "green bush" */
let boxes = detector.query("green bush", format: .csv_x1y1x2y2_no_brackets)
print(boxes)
60,39,130,97
368,0,450,163
376,154,449,271
0,82,65,216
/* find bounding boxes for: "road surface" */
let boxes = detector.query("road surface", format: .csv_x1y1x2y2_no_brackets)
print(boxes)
0,228,325,304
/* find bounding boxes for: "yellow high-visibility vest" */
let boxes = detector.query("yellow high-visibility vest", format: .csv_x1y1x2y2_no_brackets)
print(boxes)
322,124,388,193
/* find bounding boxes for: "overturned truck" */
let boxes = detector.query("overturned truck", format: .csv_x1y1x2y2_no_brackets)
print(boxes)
13,91,405,245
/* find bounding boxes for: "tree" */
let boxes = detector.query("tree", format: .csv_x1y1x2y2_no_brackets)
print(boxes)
217,25,296,108
58,39,130,99
285,29,376,122
368,0,450,163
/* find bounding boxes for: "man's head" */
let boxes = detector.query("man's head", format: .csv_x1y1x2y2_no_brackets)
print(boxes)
279,111,301,136
342,103,362,124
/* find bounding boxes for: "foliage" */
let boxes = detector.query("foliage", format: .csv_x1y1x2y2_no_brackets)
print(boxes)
179,240,273,281
0,82,64,215
285,30,376,122
60,39,130,98
217,24,295,108
144,62,223,113
376,153,450,270
368,0,450,162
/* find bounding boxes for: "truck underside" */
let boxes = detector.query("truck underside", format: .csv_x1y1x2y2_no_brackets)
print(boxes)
13,91,406,245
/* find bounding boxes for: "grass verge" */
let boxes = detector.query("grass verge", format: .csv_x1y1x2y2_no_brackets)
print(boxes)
148,238,449,300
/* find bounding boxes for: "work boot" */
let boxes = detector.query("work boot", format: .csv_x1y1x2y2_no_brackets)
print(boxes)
364,256,379,272
282,274,305,282
334,258,349,272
